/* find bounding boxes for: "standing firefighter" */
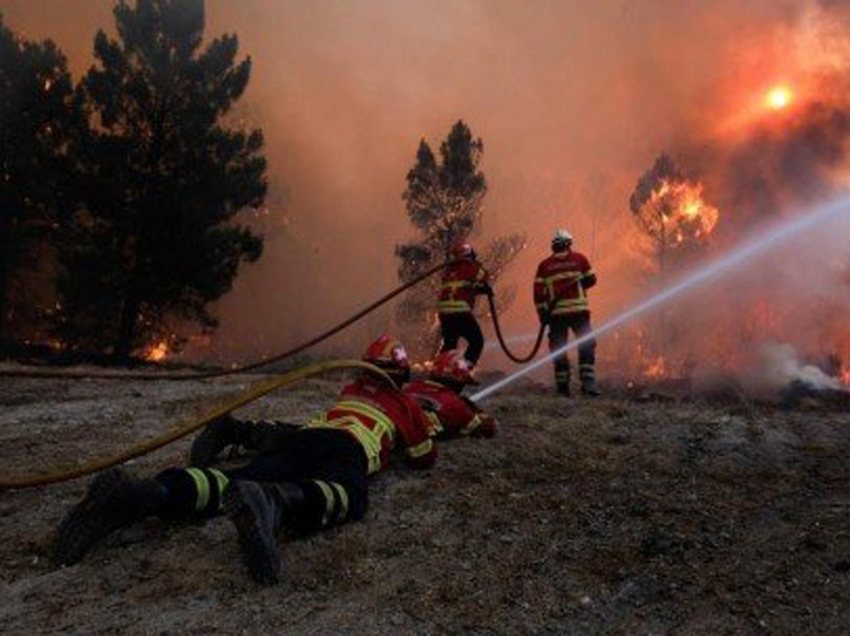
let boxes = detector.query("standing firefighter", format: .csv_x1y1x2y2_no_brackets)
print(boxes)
534,229,600,396
53,336,436,585
437,241,492,368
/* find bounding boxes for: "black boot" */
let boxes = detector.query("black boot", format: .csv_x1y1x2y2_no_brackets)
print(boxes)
189,415,250,467
223,480,305,585
54,467,167,565
580,376,601,397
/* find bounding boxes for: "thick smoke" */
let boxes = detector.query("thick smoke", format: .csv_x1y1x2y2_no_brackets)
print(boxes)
4,1,847,388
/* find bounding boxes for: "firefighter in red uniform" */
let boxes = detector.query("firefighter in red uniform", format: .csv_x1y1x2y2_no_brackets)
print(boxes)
54,336,436,585
534,229,600,397
404,349,498,439
437,241,492,368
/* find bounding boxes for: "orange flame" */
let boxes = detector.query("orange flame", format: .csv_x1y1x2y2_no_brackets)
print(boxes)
650,179,720,245
144,341,169,362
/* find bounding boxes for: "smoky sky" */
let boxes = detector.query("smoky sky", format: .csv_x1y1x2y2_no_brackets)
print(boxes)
3,0,846,374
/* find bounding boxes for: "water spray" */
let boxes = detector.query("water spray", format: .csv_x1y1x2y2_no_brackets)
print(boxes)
471,196,850,401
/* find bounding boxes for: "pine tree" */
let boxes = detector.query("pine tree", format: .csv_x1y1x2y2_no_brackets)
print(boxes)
55,0,266,357
0,14,79,349
396,120,524,356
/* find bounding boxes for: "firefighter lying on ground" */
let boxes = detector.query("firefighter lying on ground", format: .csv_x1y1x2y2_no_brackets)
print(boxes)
190,349,499,465
404,349,498,439
533,228,600,397
437,240,493,369
53,336,436,585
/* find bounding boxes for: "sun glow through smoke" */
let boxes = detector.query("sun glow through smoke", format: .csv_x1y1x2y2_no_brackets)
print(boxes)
765,85,793,111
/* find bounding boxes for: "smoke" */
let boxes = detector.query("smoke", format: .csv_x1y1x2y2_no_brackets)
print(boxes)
4,0,848,384
749,342,841,392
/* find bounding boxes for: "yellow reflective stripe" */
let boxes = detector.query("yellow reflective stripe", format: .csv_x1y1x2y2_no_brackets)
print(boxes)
426,410,443,435
185,467,209,512
334,400,396,444
437,299,471,309
442,280,471,289
209,469,229,505
462,414,482,436
313,480,335,527
543,271,583,284
330,482,349,522
310,415,383,474
407,438,434,459
534,277,545,284
437,302,472,313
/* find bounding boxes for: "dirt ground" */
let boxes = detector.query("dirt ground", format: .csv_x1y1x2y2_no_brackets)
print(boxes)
0,365,848,635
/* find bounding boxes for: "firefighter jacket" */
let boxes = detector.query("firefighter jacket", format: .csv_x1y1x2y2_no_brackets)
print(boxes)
308,376,437,475
437,258,490,315
404,380,498,439
534,250,597,317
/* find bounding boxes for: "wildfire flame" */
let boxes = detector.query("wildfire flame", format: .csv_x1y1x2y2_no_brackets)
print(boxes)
649,179,720,245
144,340,169,362
642,356,667,379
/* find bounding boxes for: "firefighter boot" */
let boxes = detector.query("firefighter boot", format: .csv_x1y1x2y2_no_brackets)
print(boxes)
189,414,252,467
223,480,306,585
580,375,601,397
54,467,167,565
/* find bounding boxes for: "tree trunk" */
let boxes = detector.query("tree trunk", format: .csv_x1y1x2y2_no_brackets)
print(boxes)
0,216,12,351
114,294,140,359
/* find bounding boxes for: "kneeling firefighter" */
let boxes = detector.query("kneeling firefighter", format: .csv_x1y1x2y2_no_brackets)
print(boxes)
533,228,600,397
53,336,436,585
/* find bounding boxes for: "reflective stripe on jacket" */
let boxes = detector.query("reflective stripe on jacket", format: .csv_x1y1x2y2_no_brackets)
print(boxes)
533,250,595,316
437,259,489,314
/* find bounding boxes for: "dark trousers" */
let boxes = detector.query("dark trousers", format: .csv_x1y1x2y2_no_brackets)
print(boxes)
439,312,484,367
548,313,596,392
155,428,369,535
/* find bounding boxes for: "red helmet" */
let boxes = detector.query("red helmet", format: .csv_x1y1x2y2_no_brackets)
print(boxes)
362,335,411,385
431,349,478,386
451,241,475,259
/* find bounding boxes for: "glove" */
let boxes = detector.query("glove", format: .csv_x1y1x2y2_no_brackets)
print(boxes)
537,309,550,326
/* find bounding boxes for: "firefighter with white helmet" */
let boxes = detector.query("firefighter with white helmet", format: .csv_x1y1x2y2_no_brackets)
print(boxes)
533,228,600,396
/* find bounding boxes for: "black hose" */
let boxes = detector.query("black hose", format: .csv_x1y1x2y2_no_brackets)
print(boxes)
485,293,546,363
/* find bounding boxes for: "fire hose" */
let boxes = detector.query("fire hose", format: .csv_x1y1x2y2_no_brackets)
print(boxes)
0,268,545,490
485,293,546,363
0,359,393,490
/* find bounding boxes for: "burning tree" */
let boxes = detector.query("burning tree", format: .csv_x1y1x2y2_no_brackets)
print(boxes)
629,154,719,275
54,0,266,358
396,120,524,357
0,15,80,351
627,154,721,375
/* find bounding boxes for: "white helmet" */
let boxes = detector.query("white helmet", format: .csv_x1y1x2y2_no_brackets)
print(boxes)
552,229,573,251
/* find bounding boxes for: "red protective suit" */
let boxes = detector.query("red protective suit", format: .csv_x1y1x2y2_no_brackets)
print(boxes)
310,376,437,474
437,258,490,314
404,379,497,439
533,250,596,317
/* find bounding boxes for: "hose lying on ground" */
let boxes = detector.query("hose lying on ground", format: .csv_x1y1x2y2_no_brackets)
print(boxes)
0,359,392,491
0,261,456,381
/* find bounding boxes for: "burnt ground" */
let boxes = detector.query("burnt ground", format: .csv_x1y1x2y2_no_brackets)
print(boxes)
0,366,848,635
